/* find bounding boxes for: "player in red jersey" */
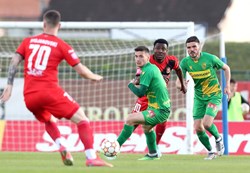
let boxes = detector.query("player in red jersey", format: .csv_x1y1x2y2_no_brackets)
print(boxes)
132,39,186,156
0,10,112,167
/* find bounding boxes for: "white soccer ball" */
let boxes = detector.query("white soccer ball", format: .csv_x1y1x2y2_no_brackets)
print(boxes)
241,103,250,114
101,138,120,159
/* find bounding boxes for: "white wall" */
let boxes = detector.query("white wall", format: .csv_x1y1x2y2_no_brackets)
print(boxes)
218,0,250,42
0,78,34,120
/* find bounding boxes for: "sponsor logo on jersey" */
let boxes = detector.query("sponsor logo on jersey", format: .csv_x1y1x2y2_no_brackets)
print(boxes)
189,69,211,79
70,52,78,59
202,63,206,69
147,110,156,118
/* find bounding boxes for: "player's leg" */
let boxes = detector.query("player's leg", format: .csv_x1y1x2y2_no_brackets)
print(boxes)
132,96,148,131
204,96,224,156
137,124,159,160
45,116,64,148
117,112,145,146
155,121,167,144
138,109,170,160
155,121,167,157
193,98,216,160
24,92,74,166
45,116,74,165
70,108,113,167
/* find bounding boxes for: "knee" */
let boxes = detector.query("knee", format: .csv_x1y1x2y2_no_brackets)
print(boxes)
194,124,204,132
125,118,134,126
203,123,211,130
71,108,89,124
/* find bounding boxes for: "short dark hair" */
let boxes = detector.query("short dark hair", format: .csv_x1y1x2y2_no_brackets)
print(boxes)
230,78,236,84
186,36,200,44
134,46,150,53
153,38,169,47
43,10,61,27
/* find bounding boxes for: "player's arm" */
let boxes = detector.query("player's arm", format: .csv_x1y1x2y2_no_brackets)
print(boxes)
221,63,231,96
0,53,22,102
73,63,103,81
175,67,187,94
128,82,148,97
176,60,187,93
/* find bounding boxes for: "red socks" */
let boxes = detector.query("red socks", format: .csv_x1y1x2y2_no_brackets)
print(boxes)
155,121,167,144
45,121,61,141
77,121,94,150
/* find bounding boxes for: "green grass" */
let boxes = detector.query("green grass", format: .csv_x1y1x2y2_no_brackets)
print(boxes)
0,152,248,173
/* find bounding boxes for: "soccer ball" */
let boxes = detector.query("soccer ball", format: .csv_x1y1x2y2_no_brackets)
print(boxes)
241,103,249,115
101,138,120,159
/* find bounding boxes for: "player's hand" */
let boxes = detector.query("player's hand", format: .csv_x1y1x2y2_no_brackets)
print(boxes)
133,68,142,85
0,85,13,103
179,84,187,94
176,79,188,94
224,85,231,100
91,74,103,82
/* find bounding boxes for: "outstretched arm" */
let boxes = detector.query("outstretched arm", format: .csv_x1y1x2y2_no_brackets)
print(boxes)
175,68,187,94
73,63,103,81
0,53,22,102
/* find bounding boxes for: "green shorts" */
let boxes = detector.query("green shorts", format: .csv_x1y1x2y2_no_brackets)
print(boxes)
193,94,222,120
142,108,170,126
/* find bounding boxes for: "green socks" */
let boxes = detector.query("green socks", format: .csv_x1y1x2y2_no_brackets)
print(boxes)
117,124,134,146
145,130,157,154
197,131,212,151
206,123,220,140
117,124,157,154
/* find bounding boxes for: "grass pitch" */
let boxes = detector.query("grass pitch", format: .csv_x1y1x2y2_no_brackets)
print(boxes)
0,152,248,173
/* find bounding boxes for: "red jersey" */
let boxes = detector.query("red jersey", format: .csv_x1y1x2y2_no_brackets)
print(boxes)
16,33,80,95
149,54,179,85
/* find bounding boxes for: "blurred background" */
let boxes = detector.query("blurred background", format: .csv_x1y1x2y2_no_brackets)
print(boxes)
0,0,249,154
0,0,249,78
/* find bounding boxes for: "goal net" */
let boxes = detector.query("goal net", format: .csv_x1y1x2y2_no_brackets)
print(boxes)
0,22,195,153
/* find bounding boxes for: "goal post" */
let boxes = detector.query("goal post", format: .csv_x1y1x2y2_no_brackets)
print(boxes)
0,21,194,154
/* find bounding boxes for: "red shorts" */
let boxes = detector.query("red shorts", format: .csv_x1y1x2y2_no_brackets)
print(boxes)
24,87,80,122
132,96,148,113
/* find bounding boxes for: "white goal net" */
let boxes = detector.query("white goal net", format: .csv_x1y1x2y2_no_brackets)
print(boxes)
0,22,194,154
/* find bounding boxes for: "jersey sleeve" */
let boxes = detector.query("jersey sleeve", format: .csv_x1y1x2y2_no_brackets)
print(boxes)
60,40,81,66
171,56,180,70
212,55,224,70
140,67,154,87
16,38,29,59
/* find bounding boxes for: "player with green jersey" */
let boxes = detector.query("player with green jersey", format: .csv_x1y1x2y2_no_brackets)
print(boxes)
116,46,171,160
139,59,171,124
176,36,231,160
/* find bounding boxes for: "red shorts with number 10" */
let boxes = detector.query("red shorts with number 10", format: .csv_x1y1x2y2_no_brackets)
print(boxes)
132,96,148,113
24,87,80,123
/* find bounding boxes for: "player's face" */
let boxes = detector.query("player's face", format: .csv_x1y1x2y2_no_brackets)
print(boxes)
134,51,149,68
230,83,237,93
186,42,200,58
153,43,168,63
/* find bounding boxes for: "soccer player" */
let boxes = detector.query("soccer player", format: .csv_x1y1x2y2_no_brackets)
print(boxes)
176,36,231,160
132,39,186,156
0,10,112,167
117,45,171,160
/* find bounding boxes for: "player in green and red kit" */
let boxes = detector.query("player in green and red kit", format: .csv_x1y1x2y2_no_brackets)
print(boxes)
117,46,172,160
0,10,112,167
132,39,186,156
176,36,231,160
